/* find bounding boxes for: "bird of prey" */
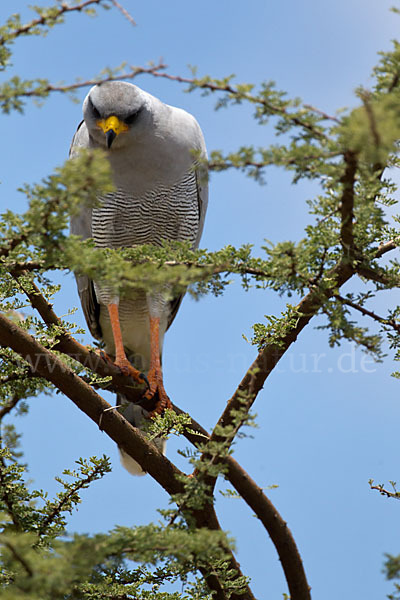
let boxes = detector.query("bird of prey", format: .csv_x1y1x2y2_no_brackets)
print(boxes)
70,81,208,474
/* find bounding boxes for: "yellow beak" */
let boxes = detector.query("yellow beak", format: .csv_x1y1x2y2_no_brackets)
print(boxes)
97,115,128,148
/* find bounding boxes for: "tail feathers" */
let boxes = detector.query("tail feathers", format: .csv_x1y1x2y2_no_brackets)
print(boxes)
117,396,166,476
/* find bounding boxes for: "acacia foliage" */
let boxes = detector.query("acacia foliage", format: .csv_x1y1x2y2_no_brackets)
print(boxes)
0,2,399,599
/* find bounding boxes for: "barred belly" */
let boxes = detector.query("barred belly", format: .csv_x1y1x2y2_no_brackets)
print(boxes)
91,170,199,366
92,170,199,251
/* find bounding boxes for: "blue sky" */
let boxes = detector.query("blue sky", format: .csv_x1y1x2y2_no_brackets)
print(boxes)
1,1,400,598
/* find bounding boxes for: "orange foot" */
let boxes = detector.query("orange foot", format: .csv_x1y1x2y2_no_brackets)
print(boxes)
98,349,148,387
144,366,173,417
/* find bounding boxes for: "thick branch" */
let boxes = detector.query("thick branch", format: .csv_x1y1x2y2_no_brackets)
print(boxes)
0,394,25,420
0,233,30,258
360,92,381,150
374,240,398,258
11,274,148,403
339,150,357,260
199,259,354,496
2,541,33,577
175,407,311,600
5,275,307,597
0,312,180,486
198,151,359,495
357,264,400,287
0,312,254,600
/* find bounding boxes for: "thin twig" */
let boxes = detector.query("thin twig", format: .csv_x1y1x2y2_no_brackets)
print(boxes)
303,103,340,123
370,483,400,499
139,69,327,139
10,63,167,100
10,60,327,141
1,261,46,272
0,452,21,528
334,294,400,332
0,0,106,46
37,462,107,536
209,150,340,174
109,0,136,25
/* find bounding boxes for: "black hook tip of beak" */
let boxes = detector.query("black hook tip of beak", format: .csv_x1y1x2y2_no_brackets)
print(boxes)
106,129,117,148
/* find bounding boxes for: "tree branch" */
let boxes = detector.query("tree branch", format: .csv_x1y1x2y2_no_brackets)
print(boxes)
369,481,400,499
2,540,33,577
4,269,311,598
5,273,308,597
0,233,30,258
175,407,311,600
109,0,136,26
4,60,330,141
0,0,107,46
6,63,168,100
303,103,340,123
143,69,328,139
340,150,357,261
334,294,400,333
0,450,22,529
197,259,353,490
0,312,255,600
374,240,398,258
10,274,148,404
194,151,358,502
356,264,400,287
0,393,25,420
37,461,111,536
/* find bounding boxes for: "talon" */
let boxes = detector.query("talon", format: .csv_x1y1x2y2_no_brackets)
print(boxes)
146,375,173,417
139,372,150,389
96,345,147,387
95,348,113,364
114,356,147,385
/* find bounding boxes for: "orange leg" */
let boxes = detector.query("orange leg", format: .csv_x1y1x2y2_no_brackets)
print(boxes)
106,303,146,385
144,315,172,416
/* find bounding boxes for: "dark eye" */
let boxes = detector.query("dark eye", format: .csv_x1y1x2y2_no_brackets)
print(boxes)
89,97,101,119
125,110,140,125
